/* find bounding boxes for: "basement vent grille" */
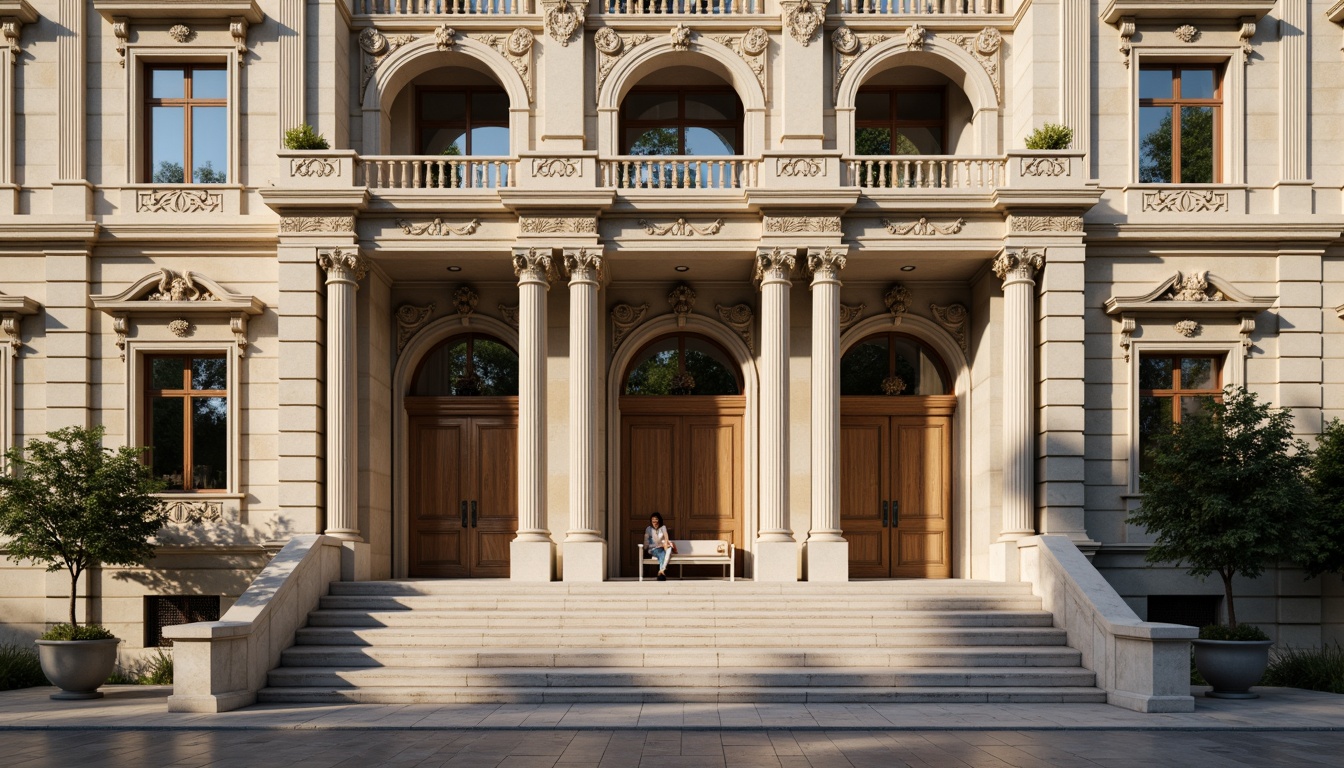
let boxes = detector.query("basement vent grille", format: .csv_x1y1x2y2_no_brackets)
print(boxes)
144,595,221,647
1146,595,1220,629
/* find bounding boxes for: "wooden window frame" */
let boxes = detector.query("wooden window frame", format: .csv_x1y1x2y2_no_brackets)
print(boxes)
415,86,510,156
1137,353,1225,426
1137,64,1224,184
841,331,952,396
144,353,229,493
853,85,948,156
619,86,744,155
143,64,228,184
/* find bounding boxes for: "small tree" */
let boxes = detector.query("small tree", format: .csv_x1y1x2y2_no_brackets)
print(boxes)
1024,123,1075,150
0,426,167,629
1301,419,1344,578
1128,387,1314,628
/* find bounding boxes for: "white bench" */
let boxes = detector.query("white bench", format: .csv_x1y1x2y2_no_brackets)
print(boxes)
636,539,735,581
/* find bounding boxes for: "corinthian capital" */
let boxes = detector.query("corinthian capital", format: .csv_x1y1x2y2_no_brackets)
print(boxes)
563,247,603,283
513,247,554,284
754,247,796,285
806,246,847,282
992,248,1045,284
317,248,369,283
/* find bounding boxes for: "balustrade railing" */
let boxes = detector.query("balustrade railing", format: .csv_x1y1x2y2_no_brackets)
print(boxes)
835,0,1004,14
359,156,516,189
357,0,526,14
598,0,760,13
846,155,1005,189
601,156,758,190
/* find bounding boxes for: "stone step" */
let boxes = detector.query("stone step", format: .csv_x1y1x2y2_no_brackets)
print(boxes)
292,626,1068,648
315,596,1046,612
303,609,1056,629
326,580,1038,597
256,685,1108,705
278,645,1084,669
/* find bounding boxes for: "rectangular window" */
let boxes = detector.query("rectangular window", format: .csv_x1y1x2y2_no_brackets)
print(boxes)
1137,354,1223,476
854,86,947,156
1138,65,1222,184
145,65,228,184
416,86,510,156
145,354,228,491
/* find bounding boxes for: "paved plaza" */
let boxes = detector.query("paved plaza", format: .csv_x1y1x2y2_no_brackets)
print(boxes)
1,685,1342,766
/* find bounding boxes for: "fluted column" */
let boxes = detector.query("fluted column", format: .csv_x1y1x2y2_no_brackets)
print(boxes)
754,247,798,582
805,247,848,581
562,247,605,581
511,247,556,581
993,248,1044,546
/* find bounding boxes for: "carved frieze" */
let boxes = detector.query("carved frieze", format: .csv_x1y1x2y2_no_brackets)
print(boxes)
595,28,652,100
163,500,224,524
137,189,222,214
839,303,865,331
473,29,534,102
884,283,911,325
992,249,1045,283
1007,215,1083,233
946,28,1002,103
544,0,585,46
930,303,969,352
290,157,338,178
639,218,723,237
396,217,480,237
532,157,579,178
711,28,768,95
148,270,217,302
280,216,354,233
764,215,841,233
716,303,755,352
777,157,823,178
611,303,650,349
396,304,435,353
1020,156,1071,177
520,216,597,234
884,217,965,236
668,283,696,326
784,1,826,47
1142,189,1229,213
832,27,888,101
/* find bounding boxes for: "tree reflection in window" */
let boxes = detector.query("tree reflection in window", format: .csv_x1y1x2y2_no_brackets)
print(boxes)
1138,66,1221,184
624,334,740,395
840,333,948,396
412,334,519,396
1137,354,1223,477
146,354,227,491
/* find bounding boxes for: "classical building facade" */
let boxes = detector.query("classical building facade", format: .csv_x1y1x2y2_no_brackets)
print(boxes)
0,0,1342,664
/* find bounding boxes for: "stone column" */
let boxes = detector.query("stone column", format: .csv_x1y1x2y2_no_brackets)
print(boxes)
562,247,605,581
805,247,848,581
53,0,90,215
991,248,1044,579
512,247,555,581
755,247,798,582
318,248,370,580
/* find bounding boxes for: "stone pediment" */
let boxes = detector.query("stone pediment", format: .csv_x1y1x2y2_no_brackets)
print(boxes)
92,0,262,23
91,269,263,316
1103,270,1274,316
1101,0,1274,24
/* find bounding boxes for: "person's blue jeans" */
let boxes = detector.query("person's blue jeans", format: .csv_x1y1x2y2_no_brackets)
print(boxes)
651,546,671,572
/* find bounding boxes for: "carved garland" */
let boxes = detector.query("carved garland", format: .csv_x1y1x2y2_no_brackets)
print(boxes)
396,218,481,237
639,218,723,237
884,217,964,236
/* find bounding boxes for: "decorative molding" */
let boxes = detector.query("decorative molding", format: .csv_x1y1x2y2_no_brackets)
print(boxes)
992,248,1045,283
136,188,222,213
452,286,479,320
112,315,129,361
434,23,455,51
498,303,520,329
884,284,911,326
544,0,585,46
904,23,927,52
611,303,650,349
1007,215,1084,233
229,315,248,354
784,0,826,47
395,217,480,237
512,247,554,282
112,17,129,66
563,248,603,282
595,28,651,100
839,303,865,331
168,23,193,43
473,28,534,102
0,293,40,354
929,303,969,352
716,303,754,352
519,216,597,234
229,16,248,64
711,28,768,95
280,215,354,233
1174,24,1199,43
168,318,192,337
639,218,722,237
832,27,888,100
147,270,217,302
776,157,823,178
1174,319,1201,337
358,27,417,105
318,248,370,283
1118,16,1135,68
754,247,796,283
1020,155,1071,177
91,271,262,360
1105,271,1276,360
1119,315,1136,361
764,215,841,233
670,22,691,52
946,28,1002,103
0,315,19,350
290,156,338,177
883,217,965,236
163,499,224,524
395,303,435,353
806,246,846,278
668,283,696,326
1239,16,1256,62
531,157,579,178
1141,188,1228,213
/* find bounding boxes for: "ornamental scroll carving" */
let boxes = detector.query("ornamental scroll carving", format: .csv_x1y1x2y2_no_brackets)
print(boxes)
396,304,436,353
716,303,755,352
473,29,535,102
595,28,652,101
280,216,354,233
839,303,865,331
454,286,479,319
611,303,650,349
784,1,826,47
1117,16,1135,69
884,217,964,236
832,27,888,101
291,157,338,178
532,157,579,178
711,28,769,96
1007,215,1083,233
764,216,841,233
164,500,224,524
498,304,520,328
137,189,222,214
1165,271,1225,302
639,218,723,237
777,157,823,178
1020,156,1071,177
884,283,911,325
147,270,218,303
930,303,969,352
544,0,585,46
520,216,597,234
359,27,417,105
1142,189,1228,213
946,28,1002,103
668,284,696,327
396,218,480,237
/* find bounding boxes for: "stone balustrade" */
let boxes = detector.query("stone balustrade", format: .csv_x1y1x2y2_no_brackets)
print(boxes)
846,155,1006,189
358,155,517,189
597,0,762,13
600,156,759,190
355,0,530,14
834,0,1007,14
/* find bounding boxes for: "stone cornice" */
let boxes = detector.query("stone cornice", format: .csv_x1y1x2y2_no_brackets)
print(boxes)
0,0,36,24
1082,220,1344,244
1104,270,1274,316
92,0,263,24
1101,0,1274,25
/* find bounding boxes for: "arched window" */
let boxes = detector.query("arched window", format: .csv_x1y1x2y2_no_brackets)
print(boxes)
416,85,509,156
841,333,949,396
855,85,947,155
624,333,740,395
411,333,519,396
621,86,743,155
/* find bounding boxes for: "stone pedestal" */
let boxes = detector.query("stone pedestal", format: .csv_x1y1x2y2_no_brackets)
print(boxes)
754,541,800,583
341,541,370,582
806,541,849,583
511,539,557,582
562,541,607,583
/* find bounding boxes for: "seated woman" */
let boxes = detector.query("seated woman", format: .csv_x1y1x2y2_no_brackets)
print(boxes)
644,513,673,581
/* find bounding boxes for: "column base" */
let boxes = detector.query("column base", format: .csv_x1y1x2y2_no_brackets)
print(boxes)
510,538,556,582
754,540,799,582
989,540,1023,583
562,540,607,582
805,540,849,582
341,541,370,582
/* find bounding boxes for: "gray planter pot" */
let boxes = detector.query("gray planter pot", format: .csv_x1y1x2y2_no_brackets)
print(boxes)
1192,639,1273,699
34,638,121,700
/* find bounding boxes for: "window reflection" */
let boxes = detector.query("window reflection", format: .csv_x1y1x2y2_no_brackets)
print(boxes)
624,334,740,396
840,334,948,396
413,334,519,396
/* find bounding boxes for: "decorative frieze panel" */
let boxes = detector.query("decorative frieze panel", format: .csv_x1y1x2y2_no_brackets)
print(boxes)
520,216,597,234
531,157,579,178
395,217,480,237
280,216,354,233
291,156,338,178
1141,188,1229,213
883,217,964,236
776,157,823,178
639,218,722,237
137,188,223,213
163,499,224,524
764,215,841,233
716,303,754,352
1007,215,1083,233
396,304,435,353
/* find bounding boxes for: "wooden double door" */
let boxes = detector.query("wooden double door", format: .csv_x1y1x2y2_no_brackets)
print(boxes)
619,396,746,577
407,399,518,578
840,396,955,578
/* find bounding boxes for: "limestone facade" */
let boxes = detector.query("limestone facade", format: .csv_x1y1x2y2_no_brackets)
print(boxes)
0,0,1342,657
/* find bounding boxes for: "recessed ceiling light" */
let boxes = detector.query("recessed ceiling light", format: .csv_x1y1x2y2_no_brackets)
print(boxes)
900,265,916,272
447,266,462,272
675,265,690,272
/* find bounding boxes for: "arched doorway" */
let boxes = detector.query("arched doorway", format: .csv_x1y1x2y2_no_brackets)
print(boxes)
405,332,519,578
618,332,746,577
840,332,955,578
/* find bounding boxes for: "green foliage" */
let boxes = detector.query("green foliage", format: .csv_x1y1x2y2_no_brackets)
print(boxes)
1024,123,1075,150
1140,107,1215,183
0,426,168,628
194,161,227,184
1128,387,1315,628
1199,624,1270,642
1301,419,1344,577
40,623,116,641
283,123,330,151
152,161,185,184
0,642,48,690
1263,643,1344,694
106,648,174,685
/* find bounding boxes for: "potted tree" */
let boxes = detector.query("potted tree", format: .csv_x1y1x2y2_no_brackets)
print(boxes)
0,426,166,699
1128,386,1315,699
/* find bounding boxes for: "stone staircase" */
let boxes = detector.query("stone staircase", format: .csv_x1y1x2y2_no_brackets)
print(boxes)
257,579,1106,704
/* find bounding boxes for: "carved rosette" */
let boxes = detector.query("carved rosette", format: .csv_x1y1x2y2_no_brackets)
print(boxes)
544,0,585,46
784,1,826,47
1174,319,1201,337
884,217,965,236
839,303,865,330
711,28,769,95
992,249,1045,285
474,29,535,102
754,248,796,284
668,283,697,326
832,28,888,100
930,303,969,352
806,247,847,281
395,304,436,353
884,283,911,325
716,303,755,352
1174,24,1200,43
512,248,554,284
611,303,650,349
318,248,370,284
564,248,603,283
1007,215,1083,233
168,319,192,338
396,218,480,237
639,218,723,237
595,28,652,100
168,24,194,43
947,28,1002,103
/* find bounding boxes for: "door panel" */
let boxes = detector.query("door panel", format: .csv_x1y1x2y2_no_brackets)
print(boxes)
840,417,890,577
622,419,678,576
408,418,467,578
891,416,952,578
472,418,518,576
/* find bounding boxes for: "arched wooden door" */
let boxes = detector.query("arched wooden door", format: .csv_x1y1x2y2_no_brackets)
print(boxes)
839,332,955,578
618,333,746,577
406,333,518,578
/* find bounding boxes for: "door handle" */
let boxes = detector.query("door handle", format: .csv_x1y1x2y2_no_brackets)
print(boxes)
882,500,889,528
891,500,900,527
471,500,478,528
460,500,468,528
